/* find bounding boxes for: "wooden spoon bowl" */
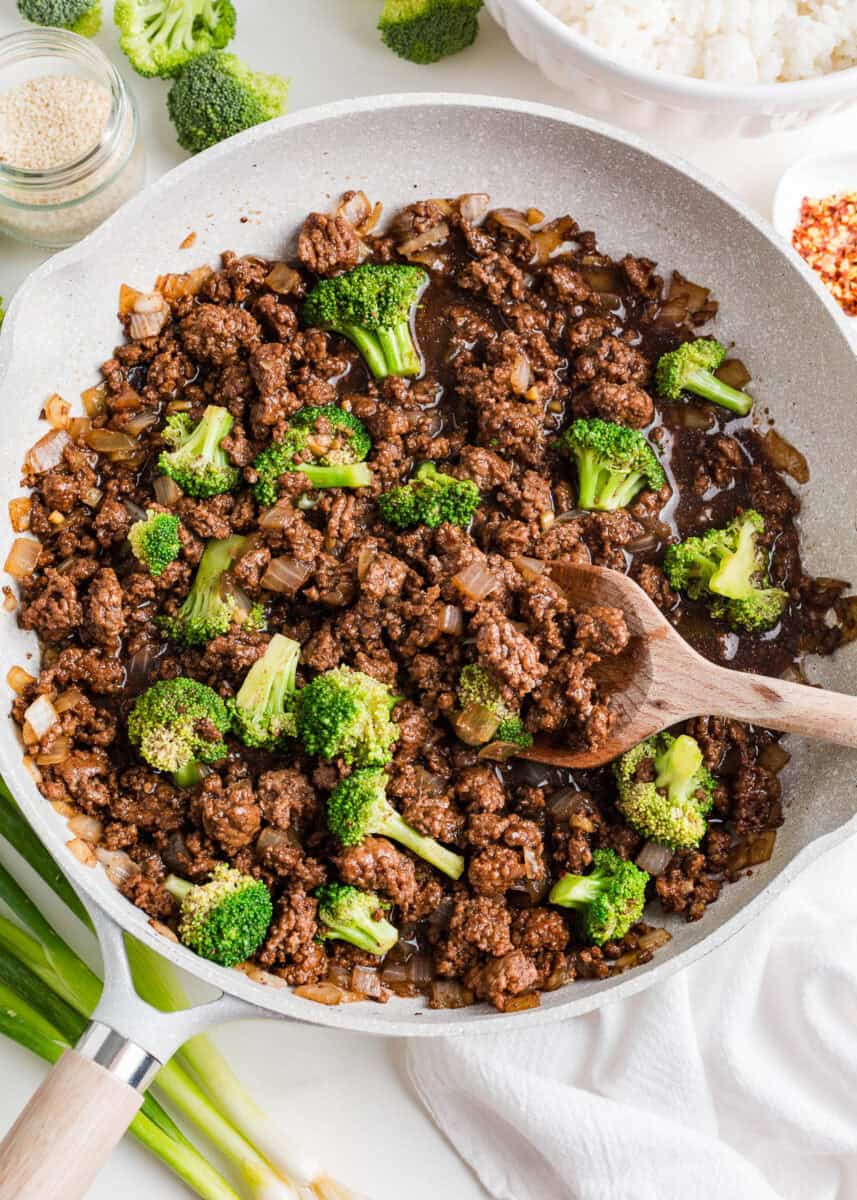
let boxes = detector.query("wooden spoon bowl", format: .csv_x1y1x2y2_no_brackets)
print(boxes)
522,562,857,769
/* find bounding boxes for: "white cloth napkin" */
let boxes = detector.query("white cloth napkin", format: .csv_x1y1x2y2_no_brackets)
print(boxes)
407,835,857,1200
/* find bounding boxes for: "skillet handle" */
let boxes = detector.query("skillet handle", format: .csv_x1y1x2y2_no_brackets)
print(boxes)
0,1027,157,1200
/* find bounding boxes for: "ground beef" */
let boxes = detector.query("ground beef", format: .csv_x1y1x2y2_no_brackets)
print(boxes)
297,212,362,275
12,198,830,1012
336,837,417,907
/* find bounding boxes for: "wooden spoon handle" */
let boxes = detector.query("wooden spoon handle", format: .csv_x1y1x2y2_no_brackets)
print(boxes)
0,1049,142,1200
703,665,857,747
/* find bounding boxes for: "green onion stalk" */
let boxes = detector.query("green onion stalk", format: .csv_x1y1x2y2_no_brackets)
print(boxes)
0,781,353,1200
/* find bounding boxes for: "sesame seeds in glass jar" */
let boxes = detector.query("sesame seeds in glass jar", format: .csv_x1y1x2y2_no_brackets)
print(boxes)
0,29,145,249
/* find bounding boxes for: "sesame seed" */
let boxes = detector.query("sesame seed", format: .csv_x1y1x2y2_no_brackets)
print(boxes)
0,74,111,171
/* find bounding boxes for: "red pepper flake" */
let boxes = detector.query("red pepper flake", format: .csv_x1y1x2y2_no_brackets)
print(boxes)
792,191,857,317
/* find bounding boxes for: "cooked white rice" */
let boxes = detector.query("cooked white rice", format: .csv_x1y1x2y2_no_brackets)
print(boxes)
536,0,857,82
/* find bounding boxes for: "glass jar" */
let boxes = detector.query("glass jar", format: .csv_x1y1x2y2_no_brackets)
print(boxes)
0,29,145,249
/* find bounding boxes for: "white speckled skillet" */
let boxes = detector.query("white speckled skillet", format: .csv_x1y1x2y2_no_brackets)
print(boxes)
0,94,855,1198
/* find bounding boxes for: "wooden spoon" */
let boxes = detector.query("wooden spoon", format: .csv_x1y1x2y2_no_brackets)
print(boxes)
522,562,857,769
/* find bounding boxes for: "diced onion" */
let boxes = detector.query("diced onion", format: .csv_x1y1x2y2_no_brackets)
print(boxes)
458,193,490,223
637,926,672,951
489,208,534,242
8,497,31,532
36,738,71,766
399,222,450,257
380,960,409,986
24,694,59,738
758,743,791,774
760,428,809,485
453,702,500,746
118,283,141,315
437,604,464,636
325,962,352,990
294,982,361,1006
155,265,213,301
68,813,102,842
26,428,69,474
512,555,546,581
413,767,446,797
356,546,376,582
636,840,673,876
351,965,385,999
85,428,139,457
452,562,498,601
503,992,541,1013
68,417,92,440
258,499,293,530
125,648,156,692
54,688,85,714
727,830,777,873
124,411,159,437
2,592,16,613
509,354,532,396
478,740,523,763
5,537,41,579
264,262,302,295
66,837,97,866
95,846,141,887
715,358,752,390
260,556,313,595
256,826,299,856
82,486,103,509
430,980,474,1009
81,383,108,417
122,499,148,524
6,666,35,694
233,962,287,988
44,393,71,430
153,475,182,506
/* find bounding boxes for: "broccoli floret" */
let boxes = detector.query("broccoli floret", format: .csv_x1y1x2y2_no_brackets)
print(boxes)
549,848,648,945
378,462,480,531
229,633,300,750
17,0,101,36
379,0,482,63
614,732,715,850
165,864,272,967
663,509,788,632
327,768,465,880
127,677,230,788
314,882,398,957
167,50,288,154
157,534,254,646
296,666,400,767
302,263,427,380
115,0,235,78
655,338,753,417
157,404,238,499
128,510,181,577
253,405,373,506
453,664,533,750
555,418,665,512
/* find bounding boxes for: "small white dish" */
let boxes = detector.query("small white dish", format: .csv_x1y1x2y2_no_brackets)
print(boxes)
773,150,857,347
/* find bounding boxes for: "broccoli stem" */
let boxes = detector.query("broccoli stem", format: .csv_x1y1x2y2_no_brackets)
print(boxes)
549,873,601,908
339,321,421,379
574,449,601,510
164,873,193,902
684,366,753,417
379,809,465,880
376,322,421,377
300,462,374,489
173,760,204,789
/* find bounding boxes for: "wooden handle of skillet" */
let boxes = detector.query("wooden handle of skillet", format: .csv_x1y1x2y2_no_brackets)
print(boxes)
0,1048,142,1200
699,664,857,747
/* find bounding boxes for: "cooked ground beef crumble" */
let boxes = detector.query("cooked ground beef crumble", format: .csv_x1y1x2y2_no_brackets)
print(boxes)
9,193,853,1014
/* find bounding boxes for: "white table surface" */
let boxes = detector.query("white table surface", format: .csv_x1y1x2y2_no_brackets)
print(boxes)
0,3,855,1197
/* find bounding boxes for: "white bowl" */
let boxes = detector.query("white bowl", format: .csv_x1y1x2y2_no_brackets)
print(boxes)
773,150,857,348
485,0,857,138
